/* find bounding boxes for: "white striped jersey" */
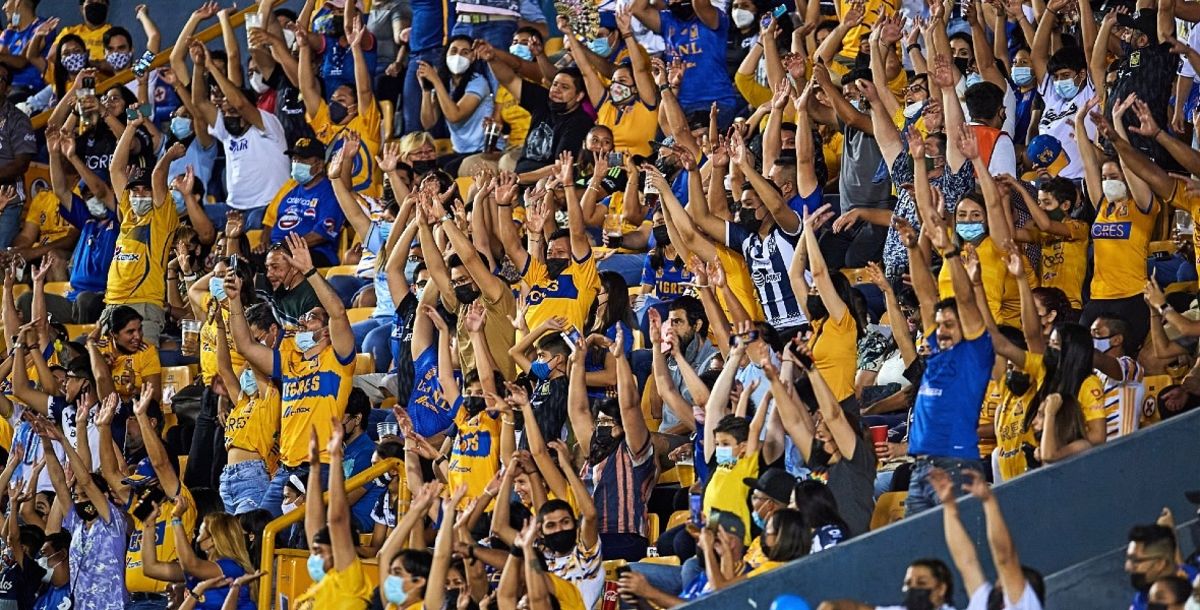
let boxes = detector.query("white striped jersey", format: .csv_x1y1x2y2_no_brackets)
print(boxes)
1096,355,1150,439
725,221,808,330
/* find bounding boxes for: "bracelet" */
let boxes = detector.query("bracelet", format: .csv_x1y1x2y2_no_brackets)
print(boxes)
1153,128,1164,139
467,545,476,560
502,417,515,425
942,247,962,259
658,82,672,93
510,546,524,559
440,213,453,223
303,268,318,279
906,43,921,54
170,518,183,526
435,455,448,465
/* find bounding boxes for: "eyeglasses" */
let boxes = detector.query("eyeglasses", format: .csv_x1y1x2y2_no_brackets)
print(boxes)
1126,554,1166,565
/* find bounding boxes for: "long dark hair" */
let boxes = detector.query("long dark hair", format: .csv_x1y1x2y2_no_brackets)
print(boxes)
441,35,484,102
588,271,636,336
765,508,810,562
54,34,87,98
1026,323,1092,430
792,479,850,534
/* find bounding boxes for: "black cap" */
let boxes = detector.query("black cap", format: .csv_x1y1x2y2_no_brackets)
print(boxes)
743,468,795,505
125,164,151,190
708,509,747,540
286,137,325,159
1117,9,1158,40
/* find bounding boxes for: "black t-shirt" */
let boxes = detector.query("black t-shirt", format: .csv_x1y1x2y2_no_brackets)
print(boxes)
515,83,594,173
1110,42,1178,167
0,552,44,609
270,281,321,331
76,123,154,180
521,376,569,450
814,437,876,537
267,64,314,146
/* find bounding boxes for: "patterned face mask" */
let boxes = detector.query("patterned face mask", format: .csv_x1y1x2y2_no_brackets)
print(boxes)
62,52,88,73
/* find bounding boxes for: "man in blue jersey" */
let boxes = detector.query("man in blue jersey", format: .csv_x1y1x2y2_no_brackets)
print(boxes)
628,0,742,129
265,137,346,267
898,203,992,517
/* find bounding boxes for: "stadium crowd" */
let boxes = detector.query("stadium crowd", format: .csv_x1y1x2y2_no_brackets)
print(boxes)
0,0,1195,607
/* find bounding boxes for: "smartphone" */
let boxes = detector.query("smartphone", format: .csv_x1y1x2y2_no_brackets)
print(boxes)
607,152,623,167
132,50,154,77
561,326,583,352
228,255,239,273
82,76,95,90
772,4,788,18
131,486,166,522
688,492,704,527
760,12,772,29
139,102,152,118
125,107,139,121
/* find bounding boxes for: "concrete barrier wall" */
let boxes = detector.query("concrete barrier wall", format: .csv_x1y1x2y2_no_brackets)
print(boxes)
685,409,1200,609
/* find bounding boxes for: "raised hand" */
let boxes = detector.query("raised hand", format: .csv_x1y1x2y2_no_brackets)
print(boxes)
421,304,448,332
956,123,980,160
926,467,956,504
555,151,574,184
463,300,487,333
377,141,401,172
282,233,314,274
960,469,992,500
134,382,155,417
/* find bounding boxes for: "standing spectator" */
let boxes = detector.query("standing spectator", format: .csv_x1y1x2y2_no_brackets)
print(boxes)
51,0,111,61
400,0,450,137
0,64,36,250
263,241,322,333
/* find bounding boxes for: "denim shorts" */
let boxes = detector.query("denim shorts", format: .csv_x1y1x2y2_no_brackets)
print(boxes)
219,459,270,515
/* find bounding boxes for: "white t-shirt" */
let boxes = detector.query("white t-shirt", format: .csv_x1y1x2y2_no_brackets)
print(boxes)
1180,21,1200,80
208,108,290,211
965,582,1044,610
1037,76,1097,180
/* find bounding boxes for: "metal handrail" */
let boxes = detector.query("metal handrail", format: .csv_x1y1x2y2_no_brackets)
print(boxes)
31,3,261,130
257,456,407,610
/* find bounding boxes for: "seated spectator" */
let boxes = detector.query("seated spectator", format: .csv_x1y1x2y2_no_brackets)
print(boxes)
262,137,346,267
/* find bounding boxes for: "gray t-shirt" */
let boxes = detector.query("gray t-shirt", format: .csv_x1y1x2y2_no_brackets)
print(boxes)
838,124,892,213
818,436,877,537
0,101,36,201
663,338,719,432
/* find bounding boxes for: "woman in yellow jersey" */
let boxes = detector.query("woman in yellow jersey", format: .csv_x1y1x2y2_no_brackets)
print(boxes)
1075,98,1158,352
293,424,373,610
1007,176,1089,312
574,10,659,159
376,481,465,610
213,314,280,515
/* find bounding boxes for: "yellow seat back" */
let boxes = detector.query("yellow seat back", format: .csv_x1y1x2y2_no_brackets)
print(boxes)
870,491,908,530
347,307,374,325
43,282,70,297
666,509,690,531
354,353,375,375
161,365,197,409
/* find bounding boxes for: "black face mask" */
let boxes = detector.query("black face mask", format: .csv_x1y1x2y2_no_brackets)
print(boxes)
652,225,670,245
1005,369,1032,396
807,442,833,469
329,101,350,124
454,285,481,305
1145,603,1169,610
223,116,247,136
668,0,696,20
463,395,487,416
952,57,971,76
545,258,570,279
1130,571,1153,593
655,155,678,176
74,500,98,522
410,159,437,175
807,295,828,321
986,587,1006,610
83,2,108,25
903,587,935,610
330,15,346,39
542,529,577,554
588,425,621,464
737,206,763,234
549,100,569,114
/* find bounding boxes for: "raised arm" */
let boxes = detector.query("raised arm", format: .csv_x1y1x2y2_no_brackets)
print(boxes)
172,3,220,87
288,234,355,360
965,472,1029,605
704,342,746,461
957,125,1011,245
217,6,243,86
803,205,848,321
222,271,274,374
928,468,987,595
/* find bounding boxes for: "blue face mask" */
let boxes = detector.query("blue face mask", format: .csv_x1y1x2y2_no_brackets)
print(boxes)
529,359,552,380
715,445,736,465
239,368,258,396
588,37,612,57
509,43,533,61
404,257,420,284
752,512,765,529
1053,77,1080,100
306,554,326,582
964,73,984,88
295,330,319,352
1093,336,1112,353
1011,66,1034,86
291,161,314,184
956,222,986,242
171,190,184,210
209,276,227,301
384,575,408,605
170,116,193,139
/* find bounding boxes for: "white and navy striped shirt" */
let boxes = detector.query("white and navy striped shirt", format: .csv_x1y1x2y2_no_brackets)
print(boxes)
725,222,808,331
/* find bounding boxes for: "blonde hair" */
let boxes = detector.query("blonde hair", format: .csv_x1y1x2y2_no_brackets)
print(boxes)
397,132,435,161
204,513,254,574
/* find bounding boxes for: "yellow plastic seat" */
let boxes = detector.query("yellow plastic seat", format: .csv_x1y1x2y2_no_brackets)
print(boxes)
10,285,27,300
543,36,564,57
43,282,70,297
641,555,681,566
245,229,263,249
1164,281,1196,295
644,513,660,542
324,264,359,279
64,323,95,341
354,353,375,375
870,491,908,530
346,307,374,324
1150,240,1178,256
161,365,197,410
666,509,689,531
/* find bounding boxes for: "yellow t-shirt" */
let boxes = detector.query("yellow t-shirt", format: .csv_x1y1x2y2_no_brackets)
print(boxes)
276,339,356,467
100,342,162,401
1168,179,1200,280
834,0,896,62
107,193,179,306
198,295,245,384
549,574,586,610
0,418,13,453
714,246,766,322
126,486,197,593
523,253,600,332
979,381,1002,458
747,560,783,577
937,236,1024,327
494,86,530,148
224,376,282,473
446,407,501,510
734,72,771,112
294,557,373,610
1089,196,1159,300
1078,374,1107,425
808,310,857,402
53,23,110,61
310,99,383,198
23,190,73,247
595,98,658,157
994,352,1046,481
1027,219,1090,309
702,452,758,544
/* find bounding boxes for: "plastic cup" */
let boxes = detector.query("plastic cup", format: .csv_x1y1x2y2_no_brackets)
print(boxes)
377,421,400,438
180,319,201,357
870,425,889,445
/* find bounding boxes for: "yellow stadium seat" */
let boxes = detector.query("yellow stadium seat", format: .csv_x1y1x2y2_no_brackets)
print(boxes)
245,229,263,248
841,267,869,285
354,353,375,375
1150,240,1177,257
658,467,680,485
456,177,474,201
543,36,564,57
644,512,660,542
10,285,27,300
64,324,94,341
1164,281,1196,295
43,282,70,297
870,491,908,531
380,396,397,410
161,365,197,410
666,510,689,531
641,555,681,566
346,307,374,324
325,265,359,279
602,559,628,582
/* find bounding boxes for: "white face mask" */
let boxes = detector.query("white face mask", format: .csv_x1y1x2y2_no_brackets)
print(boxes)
903,100,924,119
249,71,269,94
1185,597,1200,610
283,28,298,50
86,196,108,218
1102,178,1129,202
281,499,300,515
130,196,154,216
731,8,755,28
446,54,470,75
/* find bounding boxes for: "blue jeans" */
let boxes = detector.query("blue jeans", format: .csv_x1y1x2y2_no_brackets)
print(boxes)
328,275,370,307
451,19,518,50
353,317,395,373
262,462,331,518
220,459,270,514
904,456,985,517
403,48,445,136
0,202,22,249
126,596,168,610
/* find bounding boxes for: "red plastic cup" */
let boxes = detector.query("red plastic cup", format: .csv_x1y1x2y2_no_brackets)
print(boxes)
870,425,889,445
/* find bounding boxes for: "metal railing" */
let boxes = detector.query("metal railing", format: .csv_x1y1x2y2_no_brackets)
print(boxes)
258,457,407,610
